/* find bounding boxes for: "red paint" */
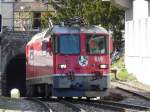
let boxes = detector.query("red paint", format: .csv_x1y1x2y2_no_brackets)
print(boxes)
26,28,112,79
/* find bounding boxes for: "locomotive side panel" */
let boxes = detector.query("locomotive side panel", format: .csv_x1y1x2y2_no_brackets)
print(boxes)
26,39,54,78
33,39,54,77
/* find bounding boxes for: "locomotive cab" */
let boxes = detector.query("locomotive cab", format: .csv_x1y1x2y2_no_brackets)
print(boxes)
51,28,110,97
26,17,111,97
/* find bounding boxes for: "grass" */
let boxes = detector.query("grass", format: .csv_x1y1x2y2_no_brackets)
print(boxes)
111,57,137,81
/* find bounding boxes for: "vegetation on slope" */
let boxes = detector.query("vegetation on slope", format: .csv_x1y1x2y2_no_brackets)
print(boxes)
111,57,137,81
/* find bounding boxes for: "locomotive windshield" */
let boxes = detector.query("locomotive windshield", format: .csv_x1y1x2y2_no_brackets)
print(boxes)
57,34,80,54
86,35,107,54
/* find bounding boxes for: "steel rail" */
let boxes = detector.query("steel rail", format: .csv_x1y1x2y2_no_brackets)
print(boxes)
26,98,53,112
97,100,150,111
67,99,126,112
114,80,150,93
116,86,150,100
59,99,86,112
67,99,150,111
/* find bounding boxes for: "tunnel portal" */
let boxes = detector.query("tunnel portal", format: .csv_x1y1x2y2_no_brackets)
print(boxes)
2,54,26,96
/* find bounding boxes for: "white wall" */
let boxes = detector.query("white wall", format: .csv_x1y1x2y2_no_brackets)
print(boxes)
125,18,150,85
125,0,150,85
133,0,149,19
148,2,150,17
0,6,1,15
1,2,13,29
0,0,15,2
125,3,133,21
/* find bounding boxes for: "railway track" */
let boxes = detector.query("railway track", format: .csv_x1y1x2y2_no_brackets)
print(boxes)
67,99,150,112
116,81,150,92
39,98,124,112
35,98,87,112
25,80,150,112
98,100,150,111
67,99,125,112
59,99,86,112
26,98,53,112
25,97,150,112
113,81,150,100
116,86,150,100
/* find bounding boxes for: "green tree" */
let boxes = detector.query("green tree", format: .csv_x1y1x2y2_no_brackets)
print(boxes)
41,0,125,49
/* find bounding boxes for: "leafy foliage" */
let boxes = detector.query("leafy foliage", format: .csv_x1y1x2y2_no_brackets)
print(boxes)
111,57,137,81
41,0,125,49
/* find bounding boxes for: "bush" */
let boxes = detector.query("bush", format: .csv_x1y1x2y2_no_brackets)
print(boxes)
111,57,137,81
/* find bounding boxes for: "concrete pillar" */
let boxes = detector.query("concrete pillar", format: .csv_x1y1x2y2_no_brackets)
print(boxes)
111,0,131,9
149,2,150,16
133,0,149,20
1,2,13,30
125,0,150,85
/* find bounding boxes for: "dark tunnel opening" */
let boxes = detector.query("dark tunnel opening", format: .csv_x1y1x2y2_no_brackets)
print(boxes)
3,54,26,96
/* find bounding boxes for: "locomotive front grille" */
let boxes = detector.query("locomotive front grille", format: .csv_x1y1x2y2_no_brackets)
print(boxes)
53,74,110,90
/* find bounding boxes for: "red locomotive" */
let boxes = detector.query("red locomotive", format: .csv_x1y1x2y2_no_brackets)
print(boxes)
26,17,112,97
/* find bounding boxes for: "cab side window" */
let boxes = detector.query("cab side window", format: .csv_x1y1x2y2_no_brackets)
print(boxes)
86,35,106,54
30,46,34,59
42,41,47,56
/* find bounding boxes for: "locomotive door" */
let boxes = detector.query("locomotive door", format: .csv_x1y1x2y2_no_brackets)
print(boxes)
40,37,53,75
29,46,35,76
0,14,2,33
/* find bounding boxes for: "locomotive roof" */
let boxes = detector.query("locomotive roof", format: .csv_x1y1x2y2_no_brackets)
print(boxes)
51,25,108,34
27,25,108,45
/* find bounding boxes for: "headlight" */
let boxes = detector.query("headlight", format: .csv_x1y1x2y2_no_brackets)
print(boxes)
100,64,108,69
58,64,67,69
